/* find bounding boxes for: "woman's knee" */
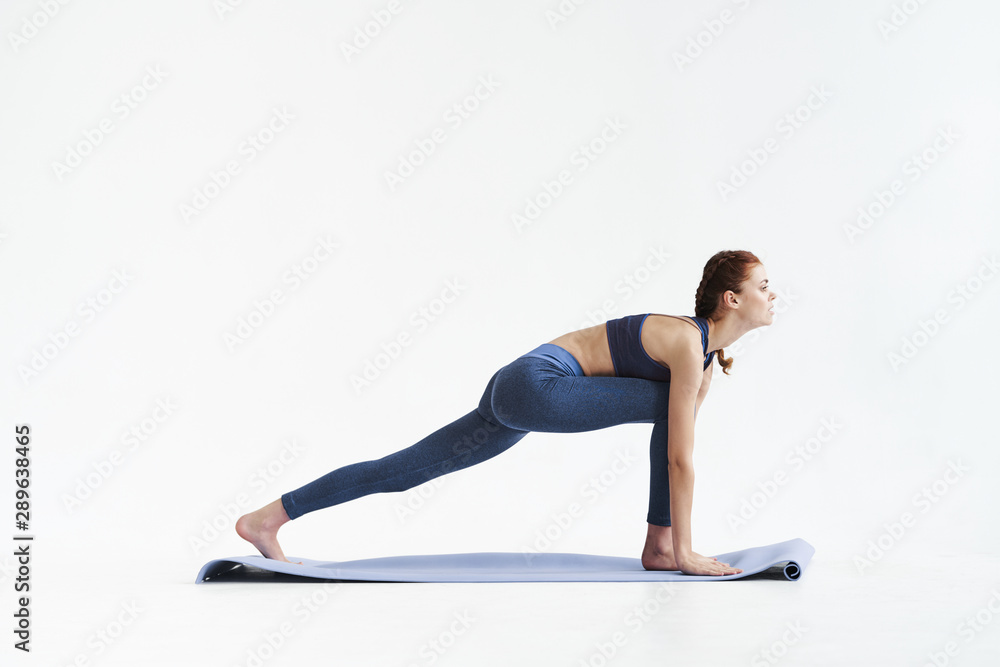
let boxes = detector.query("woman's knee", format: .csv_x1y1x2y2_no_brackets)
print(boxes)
486,366,535,430
477,368,516,428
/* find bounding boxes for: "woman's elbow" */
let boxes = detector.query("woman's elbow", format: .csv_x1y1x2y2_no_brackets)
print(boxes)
667,455,694,470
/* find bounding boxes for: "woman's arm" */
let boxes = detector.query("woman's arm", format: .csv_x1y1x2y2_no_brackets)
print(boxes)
649,327,738,575
663,334,705,560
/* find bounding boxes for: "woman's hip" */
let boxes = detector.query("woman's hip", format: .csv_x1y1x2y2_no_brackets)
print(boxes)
482,348,671,432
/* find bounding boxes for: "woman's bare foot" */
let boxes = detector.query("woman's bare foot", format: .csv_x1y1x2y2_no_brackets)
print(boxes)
642,523,679,570
642,546,724,571
641,547,680,571
235,498,302,564
640,522,724,571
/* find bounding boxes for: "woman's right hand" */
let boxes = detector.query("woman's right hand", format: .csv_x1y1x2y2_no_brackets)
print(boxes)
678,551,743,576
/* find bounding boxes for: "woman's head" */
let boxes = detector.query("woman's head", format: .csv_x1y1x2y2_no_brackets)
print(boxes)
694,250,770,375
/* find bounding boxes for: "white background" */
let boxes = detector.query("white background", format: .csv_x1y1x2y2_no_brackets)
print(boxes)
2,0,998,665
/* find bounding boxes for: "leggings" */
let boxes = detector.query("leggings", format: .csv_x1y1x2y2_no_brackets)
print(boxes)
281,343,677,526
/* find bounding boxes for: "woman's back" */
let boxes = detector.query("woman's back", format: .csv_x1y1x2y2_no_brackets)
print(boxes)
546,314,713,380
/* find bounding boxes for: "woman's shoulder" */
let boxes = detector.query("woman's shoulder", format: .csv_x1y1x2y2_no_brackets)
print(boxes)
642,314,705,363
645,313,702,331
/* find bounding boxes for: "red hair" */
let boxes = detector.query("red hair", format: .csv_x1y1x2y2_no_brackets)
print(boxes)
694,250,762,375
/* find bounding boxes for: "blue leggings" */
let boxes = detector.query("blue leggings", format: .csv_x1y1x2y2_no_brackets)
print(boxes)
281,344,676,525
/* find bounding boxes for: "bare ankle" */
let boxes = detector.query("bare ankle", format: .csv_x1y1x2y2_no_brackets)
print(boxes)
644,524,674,555
645,544,673,557
259,499,290,527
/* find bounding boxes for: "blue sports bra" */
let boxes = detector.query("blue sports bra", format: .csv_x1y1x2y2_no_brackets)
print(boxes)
605,314,714,382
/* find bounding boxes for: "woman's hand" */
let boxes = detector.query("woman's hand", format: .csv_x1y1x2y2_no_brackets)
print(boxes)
678,551,743,576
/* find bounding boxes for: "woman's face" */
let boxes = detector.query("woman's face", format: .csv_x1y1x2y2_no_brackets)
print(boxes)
741,263,775,324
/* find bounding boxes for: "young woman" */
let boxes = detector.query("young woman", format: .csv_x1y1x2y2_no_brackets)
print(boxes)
236,250,774,576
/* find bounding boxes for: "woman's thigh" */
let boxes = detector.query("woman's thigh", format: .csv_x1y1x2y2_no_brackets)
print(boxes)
483,356,670,433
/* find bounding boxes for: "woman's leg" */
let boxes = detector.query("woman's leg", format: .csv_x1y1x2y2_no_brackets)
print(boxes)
236,370,529,560
236,363,533,563
647,420,671,526
238,348,675,561
279,405,529,521
642,420,677,569
276,350,677,523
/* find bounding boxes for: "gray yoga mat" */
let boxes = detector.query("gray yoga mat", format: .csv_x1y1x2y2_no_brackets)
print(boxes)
196,537,814,583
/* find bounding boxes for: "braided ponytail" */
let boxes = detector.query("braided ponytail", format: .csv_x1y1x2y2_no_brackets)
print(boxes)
694,250,762,375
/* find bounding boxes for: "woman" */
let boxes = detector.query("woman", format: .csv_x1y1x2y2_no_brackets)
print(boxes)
236,250,774,576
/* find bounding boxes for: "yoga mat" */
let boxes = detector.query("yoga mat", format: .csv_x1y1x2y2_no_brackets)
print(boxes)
196,537,813,583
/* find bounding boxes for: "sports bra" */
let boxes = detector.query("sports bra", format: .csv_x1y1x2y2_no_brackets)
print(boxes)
605,314,714,382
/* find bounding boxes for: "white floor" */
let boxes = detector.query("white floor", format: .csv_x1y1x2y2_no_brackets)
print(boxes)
22,552,1000,666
